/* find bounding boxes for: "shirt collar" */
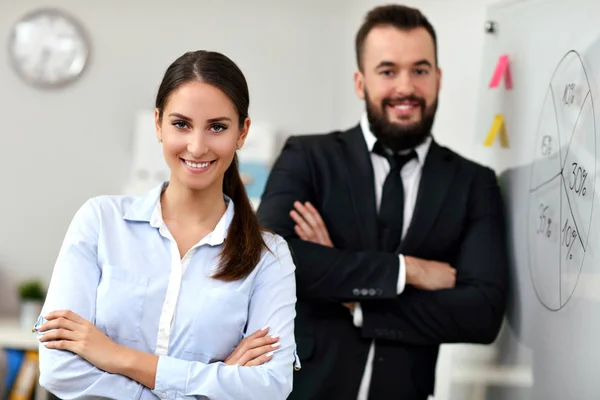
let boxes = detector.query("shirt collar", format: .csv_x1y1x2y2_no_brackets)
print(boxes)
359,112,432,165
123,181,235,246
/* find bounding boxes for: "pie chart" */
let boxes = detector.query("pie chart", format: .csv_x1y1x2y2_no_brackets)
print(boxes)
528,50,597,311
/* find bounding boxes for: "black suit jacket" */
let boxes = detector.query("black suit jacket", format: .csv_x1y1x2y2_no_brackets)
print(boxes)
256,125,508,400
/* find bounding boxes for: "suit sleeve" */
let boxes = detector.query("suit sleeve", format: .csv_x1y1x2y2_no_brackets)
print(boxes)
360,167,508,345
257,136,400,302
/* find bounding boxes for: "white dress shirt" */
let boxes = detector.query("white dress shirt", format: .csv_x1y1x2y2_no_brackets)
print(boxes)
36,182,299,400
355,113,432,400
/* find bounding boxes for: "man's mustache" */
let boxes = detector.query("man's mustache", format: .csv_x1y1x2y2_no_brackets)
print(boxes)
382,96,425,108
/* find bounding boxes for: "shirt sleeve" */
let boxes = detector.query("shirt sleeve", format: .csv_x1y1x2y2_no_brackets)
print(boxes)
352,254,405,328
151,235,298,400
352,303,364,328
397,254,406,294
37,198,143,399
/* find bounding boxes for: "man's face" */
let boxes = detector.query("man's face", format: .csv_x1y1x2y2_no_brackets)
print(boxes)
354,25,441,152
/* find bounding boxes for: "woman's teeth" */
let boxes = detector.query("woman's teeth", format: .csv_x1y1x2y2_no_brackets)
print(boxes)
184,160,211,168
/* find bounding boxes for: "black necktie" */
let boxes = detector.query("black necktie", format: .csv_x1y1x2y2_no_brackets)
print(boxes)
372,141,417,251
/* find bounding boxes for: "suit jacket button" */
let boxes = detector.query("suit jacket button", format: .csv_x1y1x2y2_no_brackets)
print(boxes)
353,288,360,296
360,288,369,296
368,289,376,296
375,289,383,296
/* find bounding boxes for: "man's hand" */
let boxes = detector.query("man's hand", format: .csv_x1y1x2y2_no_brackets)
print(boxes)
291,201,357,312
404,256,457,290
289,201,333,247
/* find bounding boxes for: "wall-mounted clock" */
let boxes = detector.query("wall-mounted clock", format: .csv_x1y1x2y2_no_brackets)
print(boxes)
7,8,90,89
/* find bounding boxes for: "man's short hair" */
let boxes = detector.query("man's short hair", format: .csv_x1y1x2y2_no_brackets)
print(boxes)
355,4,438,71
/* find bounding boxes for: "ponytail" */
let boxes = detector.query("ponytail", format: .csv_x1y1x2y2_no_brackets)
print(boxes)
213,153,267,281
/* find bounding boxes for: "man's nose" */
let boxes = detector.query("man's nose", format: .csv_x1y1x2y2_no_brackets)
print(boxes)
394,71,416,97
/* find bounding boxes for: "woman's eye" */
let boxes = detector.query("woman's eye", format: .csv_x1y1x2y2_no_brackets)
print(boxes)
211,124,227,133
172,121,189,129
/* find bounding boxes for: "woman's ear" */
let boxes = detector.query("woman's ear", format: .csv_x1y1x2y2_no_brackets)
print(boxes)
237,117,251,149
154,109,163,142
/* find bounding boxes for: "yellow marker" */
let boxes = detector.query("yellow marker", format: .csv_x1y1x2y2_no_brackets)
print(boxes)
483,114,509,148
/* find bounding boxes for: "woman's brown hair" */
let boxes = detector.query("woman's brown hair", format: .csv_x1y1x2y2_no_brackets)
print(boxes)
155,50,267,281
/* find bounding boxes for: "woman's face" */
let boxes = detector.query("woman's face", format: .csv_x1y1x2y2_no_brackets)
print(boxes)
155,81,250,192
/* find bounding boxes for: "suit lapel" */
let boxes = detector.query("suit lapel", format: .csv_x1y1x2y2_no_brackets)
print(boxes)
338,125,379,250
400,140,456,254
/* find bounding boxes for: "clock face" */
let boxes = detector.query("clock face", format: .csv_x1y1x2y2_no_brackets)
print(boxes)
8,8,90,89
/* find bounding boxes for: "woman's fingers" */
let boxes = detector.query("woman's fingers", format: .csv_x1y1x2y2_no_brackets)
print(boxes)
243,333,279,351
39,328,79,343
244,352,274,367
225,328,280,365
45,310,86,325
237,334,279,359
239,342,281,366
247,326,270,340
38,317,80,334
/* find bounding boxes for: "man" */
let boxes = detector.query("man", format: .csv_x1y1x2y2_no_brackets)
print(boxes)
257,4,508,400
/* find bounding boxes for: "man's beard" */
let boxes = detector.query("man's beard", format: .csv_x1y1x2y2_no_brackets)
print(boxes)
365,90,438,152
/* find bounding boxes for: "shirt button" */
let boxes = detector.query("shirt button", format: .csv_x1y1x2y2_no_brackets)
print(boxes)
161,393,168,399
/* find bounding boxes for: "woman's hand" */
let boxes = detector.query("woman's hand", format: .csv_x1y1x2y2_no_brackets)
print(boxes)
225,327,280,366
38,310,123,374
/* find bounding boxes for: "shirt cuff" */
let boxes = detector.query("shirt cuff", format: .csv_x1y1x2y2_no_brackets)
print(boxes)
397,254,406,294
153,355,189,399
353,303,363,327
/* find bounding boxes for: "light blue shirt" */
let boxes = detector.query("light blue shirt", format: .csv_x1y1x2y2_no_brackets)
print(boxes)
36,182,299,399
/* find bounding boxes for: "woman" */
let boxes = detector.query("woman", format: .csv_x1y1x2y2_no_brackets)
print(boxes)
35,50,299,399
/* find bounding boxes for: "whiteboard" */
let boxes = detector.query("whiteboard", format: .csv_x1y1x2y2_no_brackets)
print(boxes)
475,0,600,399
